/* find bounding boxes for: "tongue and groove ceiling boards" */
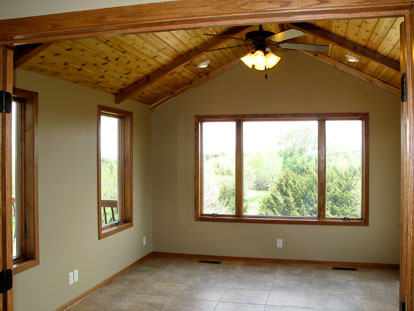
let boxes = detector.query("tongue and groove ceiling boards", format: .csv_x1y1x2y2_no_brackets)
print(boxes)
15,17,402,111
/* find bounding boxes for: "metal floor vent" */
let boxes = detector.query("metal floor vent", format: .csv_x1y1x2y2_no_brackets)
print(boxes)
198,260,221,264
332,267,357,271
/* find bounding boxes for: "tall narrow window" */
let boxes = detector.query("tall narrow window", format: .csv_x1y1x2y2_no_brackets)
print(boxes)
12,88,39,274
325,120,363,219
98,106,133,239
202,122,236,215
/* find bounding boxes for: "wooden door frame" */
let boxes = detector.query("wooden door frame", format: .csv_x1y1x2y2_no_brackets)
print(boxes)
0,1,413,310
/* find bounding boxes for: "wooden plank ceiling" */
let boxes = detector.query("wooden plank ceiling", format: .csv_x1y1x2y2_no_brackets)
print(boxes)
17,18,402,111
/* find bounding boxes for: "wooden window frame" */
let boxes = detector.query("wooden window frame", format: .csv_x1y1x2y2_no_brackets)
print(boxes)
97,105,133,239
12,88,39,274
195,113,369,226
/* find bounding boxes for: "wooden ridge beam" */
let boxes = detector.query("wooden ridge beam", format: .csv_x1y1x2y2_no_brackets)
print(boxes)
288,22,401,72
150,57,242,111
13,43,52,68
301,50,400,96
115,25,251,104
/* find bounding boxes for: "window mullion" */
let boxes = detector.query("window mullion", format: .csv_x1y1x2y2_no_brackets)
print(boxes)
318,120,326,220
235,120,243,217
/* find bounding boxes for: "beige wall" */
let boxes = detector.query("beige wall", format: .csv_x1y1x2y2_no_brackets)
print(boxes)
0,0,172,20
151,51,401,264
13,69,152,311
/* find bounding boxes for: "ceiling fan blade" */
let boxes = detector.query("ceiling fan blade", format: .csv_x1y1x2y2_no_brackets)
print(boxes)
268,29,305,42
203,33,247,41
279,43,329,52
203,44,252,52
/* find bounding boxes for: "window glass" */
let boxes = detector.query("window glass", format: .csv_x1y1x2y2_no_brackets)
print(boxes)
100,115,120,226
326,120,362,218
12,101,19,258
243,121,318,217
202,122,236,215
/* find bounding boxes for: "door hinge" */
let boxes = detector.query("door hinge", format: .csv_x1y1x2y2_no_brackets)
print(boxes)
401,73,407,102
0,269,12,293
0,91,11,113
401,301,406,311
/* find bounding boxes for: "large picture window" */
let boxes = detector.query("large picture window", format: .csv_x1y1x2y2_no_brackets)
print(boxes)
195,114,368,225
98,106,133,239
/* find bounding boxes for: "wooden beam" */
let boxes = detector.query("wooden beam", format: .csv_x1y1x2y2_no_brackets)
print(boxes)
115,26,251,104
13,43,52,68
288,22,401,72
0,0,410,45
301,50,400,95
150,57,241,111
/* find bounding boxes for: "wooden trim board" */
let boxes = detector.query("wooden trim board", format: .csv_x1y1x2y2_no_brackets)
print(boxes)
56,253,153,311
0,1,409,45
152,252,400,270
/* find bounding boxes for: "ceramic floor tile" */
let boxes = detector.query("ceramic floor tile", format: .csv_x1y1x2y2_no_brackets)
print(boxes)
267,291,314,308
265,306,315,311
163,297,218,311
178,285,227,301
313,293,363,311
360,296,399,311
215,301,266,311
135,281,186,297
221,288,270,304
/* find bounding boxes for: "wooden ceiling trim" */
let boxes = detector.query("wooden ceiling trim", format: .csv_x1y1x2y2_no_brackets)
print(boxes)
288,22,400,71
115,25,251,104
150,57,241,111
13,43,52,68
0,0,410,45
301,51,399,95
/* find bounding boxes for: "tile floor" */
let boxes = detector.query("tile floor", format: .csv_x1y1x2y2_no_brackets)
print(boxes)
68,256,399,311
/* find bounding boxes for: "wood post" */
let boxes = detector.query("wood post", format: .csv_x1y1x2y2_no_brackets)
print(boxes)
0,46,14,311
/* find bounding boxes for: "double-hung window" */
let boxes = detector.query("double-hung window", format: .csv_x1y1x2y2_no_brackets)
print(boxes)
97,106,133,239
12,88,39,273
195,114,368,225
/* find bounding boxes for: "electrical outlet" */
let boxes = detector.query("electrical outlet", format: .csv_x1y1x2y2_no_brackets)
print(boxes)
277,239,283,248
68,272,74,285
74,269,79,282
143,236,147,246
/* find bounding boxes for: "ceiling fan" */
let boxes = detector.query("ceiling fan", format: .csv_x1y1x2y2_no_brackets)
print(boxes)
204,25,329,71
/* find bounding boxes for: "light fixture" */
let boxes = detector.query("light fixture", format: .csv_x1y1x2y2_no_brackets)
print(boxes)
240,50,281,71
197,60,210,69
345,54,359,63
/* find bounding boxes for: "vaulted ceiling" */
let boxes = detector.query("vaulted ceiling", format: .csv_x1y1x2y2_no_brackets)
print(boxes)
14,17,402,111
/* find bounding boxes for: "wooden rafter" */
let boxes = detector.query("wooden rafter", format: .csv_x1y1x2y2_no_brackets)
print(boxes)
287,22,401,72
13,43,52,68
150,57,242,111
115,26,251,104
301,50,400,95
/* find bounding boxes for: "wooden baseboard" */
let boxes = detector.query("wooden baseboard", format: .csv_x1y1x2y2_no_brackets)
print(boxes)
56,252,153,311
152,251,399,270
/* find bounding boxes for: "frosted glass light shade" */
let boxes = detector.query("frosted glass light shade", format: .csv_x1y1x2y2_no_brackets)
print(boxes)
265,52,281,69
240,53,254,69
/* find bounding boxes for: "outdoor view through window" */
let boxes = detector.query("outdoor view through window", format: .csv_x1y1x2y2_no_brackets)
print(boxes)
12,101,19,258
100,115,120,226
198,115,365,223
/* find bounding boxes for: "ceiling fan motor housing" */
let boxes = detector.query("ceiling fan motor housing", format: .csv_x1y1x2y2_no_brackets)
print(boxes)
245,26,275,52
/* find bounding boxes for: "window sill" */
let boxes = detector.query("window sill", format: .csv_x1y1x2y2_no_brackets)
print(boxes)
13,258,39,275
99,222,133,240
196,215,368,226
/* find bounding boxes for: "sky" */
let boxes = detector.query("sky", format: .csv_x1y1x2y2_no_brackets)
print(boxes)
203,120,362,154
100,115,119,159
